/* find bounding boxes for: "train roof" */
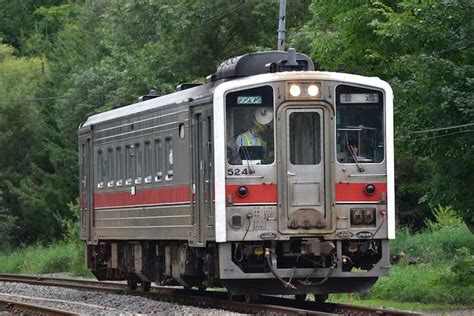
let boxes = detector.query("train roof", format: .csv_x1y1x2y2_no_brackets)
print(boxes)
80,82,216,128
81,50,390,128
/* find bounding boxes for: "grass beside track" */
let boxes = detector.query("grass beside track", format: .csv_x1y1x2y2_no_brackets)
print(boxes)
327,295,472,313
0,242,90,276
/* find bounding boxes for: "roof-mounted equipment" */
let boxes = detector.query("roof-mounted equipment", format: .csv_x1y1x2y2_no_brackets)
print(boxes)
210,48,314,82
138,89,158,102
176,83,202,91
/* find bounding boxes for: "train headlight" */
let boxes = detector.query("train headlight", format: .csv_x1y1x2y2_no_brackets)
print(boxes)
289,84,301,97
287,82,321,99
307,84,319,96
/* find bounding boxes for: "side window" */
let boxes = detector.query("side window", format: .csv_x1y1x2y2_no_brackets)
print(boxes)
154,139,162,182
97,149,104,188
165,137,173,180
107,148,114,187
134,142,142,184
116,146,123,186
125,144,133,185
179,123,185,139
144,140,152,183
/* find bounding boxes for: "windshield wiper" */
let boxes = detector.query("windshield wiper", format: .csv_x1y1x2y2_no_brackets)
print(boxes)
345,136,364,173
241,145,256,174
238,137,255,174
347,142,364,172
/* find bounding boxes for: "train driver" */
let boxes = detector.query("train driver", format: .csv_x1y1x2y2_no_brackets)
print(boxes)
235,108,273,161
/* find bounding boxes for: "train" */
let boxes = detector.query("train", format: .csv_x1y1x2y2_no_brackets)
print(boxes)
78,49,395,302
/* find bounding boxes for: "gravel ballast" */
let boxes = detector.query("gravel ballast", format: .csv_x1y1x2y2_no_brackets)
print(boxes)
0,281,240,314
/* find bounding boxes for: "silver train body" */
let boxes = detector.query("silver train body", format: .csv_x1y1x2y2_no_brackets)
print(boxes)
79,51,395,297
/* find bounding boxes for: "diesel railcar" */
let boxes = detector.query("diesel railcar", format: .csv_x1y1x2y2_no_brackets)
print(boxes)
78,49,395,300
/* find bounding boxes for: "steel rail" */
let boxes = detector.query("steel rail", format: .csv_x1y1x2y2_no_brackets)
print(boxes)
0,274,420,315
0,274,126,292
0,297,77,315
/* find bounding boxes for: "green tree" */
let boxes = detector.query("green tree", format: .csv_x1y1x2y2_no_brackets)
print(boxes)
0,44,72,244
0,0,66,52
291,0,474,227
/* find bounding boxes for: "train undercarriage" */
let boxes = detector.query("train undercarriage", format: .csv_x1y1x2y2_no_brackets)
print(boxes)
87,238,389,299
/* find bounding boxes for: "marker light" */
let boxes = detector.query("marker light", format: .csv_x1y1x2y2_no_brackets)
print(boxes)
289,84,301,97
237,186,248,198
364,184,376,196
307,84,319,96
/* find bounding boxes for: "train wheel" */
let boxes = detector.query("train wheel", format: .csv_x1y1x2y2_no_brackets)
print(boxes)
141,281,151,292
127,279,137,291
295,294,307,302
314,294,328,303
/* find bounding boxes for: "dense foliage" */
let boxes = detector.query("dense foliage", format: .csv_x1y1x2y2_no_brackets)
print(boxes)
0,0,472,250
366,221,474,305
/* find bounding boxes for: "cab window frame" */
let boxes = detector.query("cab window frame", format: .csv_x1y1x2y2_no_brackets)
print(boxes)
224,85,275,167
335,84,385,165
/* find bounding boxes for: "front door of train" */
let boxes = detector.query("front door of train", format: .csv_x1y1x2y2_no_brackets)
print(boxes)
278,106,327,234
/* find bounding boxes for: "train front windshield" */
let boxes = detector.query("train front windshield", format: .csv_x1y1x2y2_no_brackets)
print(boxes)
336,85,384,164
225,86,274,165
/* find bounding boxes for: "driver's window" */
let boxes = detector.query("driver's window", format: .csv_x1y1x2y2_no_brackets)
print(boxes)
225,86,274,165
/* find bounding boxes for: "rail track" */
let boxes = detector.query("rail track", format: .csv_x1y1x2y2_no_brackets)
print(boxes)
0,274,419,315
0,295,77,315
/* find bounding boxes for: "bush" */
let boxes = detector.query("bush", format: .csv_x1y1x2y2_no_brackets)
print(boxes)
424,205,464,232
0,211,17,252
0,242,90,276
448,247,474,287
391,224,474,265
368,264,474,305
366,207,474,306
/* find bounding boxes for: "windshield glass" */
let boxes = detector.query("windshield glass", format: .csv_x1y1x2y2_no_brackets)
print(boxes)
289,111,321,165
226,86,274,165
336,85,384,163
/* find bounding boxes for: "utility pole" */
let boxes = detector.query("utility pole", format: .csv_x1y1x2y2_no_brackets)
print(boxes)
277,0,287,51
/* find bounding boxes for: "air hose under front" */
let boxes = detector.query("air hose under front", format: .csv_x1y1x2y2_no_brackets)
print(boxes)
264,248,297,290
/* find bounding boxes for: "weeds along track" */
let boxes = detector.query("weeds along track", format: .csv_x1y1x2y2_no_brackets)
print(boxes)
0,274,420,315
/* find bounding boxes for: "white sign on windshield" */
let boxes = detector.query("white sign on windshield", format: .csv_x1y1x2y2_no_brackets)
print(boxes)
340,93,379,104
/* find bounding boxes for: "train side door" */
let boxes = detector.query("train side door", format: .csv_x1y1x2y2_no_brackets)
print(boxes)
191,106,213,246
278,107,327,234
79,127,94,244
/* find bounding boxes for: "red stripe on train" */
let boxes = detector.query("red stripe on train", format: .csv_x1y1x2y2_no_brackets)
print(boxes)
94,186,191,208
225,184,278,204
94,182,383,207
335,182,386,202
